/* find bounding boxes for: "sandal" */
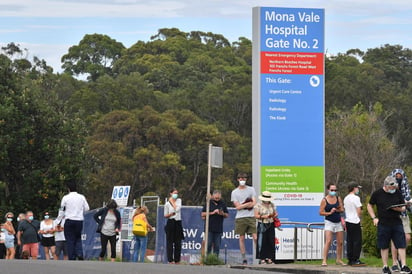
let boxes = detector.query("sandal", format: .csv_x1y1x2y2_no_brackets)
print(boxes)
321,262,327,266
265,259,274,264
259,259,266,264
336,261,347,266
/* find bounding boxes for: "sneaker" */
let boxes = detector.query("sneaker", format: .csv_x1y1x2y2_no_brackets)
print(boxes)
242,259,247,265
350,260,366,267
400,265,411,274
383,266,393,274
392,265,400,272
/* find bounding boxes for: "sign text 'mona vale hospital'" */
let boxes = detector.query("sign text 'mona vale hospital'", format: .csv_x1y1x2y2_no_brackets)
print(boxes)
253,7,324,223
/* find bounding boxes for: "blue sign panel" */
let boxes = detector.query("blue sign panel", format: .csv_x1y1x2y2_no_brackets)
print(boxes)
253,7,325,221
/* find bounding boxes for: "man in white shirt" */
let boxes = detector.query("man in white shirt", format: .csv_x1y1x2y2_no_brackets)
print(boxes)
60,179,89,260
344,182,366,266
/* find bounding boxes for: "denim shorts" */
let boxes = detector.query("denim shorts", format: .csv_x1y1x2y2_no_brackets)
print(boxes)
324,219,344,233
377,224,406,249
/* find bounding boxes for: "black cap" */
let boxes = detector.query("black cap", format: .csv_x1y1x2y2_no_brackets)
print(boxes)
348,182,362,192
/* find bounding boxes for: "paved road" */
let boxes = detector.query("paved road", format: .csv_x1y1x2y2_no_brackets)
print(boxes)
0,260,289,274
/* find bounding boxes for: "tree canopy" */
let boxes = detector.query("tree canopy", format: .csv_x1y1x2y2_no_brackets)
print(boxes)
1,29,412,215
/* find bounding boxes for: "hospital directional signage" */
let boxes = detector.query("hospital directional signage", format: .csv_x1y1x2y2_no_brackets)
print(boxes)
252,7,325,222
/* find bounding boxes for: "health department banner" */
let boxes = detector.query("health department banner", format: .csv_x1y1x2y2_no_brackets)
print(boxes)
154,206,254,264
78,207,325,261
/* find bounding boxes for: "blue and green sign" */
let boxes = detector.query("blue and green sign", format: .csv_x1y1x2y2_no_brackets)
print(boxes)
252,7,325,222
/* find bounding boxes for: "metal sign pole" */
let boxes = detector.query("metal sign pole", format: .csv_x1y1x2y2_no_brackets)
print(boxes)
204,144,212,258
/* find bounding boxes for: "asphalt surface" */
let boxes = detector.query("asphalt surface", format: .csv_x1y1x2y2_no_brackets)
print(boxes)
0,260,285,274
0,260,384,274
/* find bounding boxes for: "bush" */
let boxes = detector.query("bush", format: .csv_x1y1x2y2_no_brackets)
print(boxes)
201,253,225,265
361,197,379,257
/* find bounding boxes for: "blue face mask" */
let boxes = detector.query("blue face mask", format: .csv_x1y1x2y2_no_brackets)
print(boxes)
172,194,178,199
44,215,49,219
1,228,5,232
329,191,337,196
388,189,396,194
7,218,12,222
28,216,34,221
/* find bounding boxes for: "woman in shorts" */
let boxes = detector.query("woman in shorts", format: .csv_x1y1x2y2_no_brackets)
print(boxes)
4,212,16,259
39,211,57,260
319,183,345,266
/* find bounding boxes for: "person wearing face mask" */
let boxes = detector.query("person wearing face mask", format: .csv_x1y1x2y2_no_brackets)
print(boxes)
17,211,41,260
201,190,229,257
388,168,411,272
367,176,411,274
319,183,345,266
4,212,16,259
164,188,184,264
254,191,277,264
39,211,57,260
231,172,257,265
343,182,366,266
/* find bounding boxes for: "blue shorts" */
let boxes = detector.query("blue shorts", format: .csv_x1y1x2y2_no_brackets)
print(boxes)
377,224,406,249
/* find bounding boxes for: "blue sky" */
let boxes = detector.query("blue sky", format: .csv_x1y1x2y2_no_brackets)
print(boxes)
1,0,411,73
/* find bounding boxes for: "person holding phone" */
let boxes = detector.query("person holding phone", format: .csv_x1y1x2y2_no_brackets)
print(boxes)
164,188,184,264
367,176,411,274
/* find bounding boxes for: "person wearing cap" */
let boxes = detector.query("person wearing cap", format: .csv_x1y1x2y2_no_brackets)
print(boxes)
343,182,366,266
367,176,411,274
319,183,345,266
231,172,257,265
389,168,411,272
254,191,277,264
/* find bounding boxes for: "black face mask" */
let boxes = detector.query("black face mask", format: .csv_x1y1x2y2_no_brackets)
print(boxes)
396,178,403,184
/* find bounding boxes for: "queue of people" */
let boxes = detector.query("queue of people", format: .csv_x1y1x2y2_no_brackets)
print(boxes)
6,168,412,269
318,168,412,274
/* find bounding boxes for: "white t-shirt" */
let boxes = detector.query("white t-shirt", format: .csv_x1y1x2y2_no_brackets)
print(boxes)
343,193,362,224
60,191,90,221
40,220,55,238
231,186,256,219
164,198,182,221
54,219,66,241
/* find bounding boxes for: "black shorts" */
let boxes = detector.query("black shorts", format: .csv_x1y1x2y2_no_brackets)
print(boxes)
41,236,56,247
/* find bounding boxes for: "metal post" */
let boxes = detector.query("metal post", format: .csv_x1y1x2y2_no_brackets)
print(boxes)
294,226,298,262
204,144,212,258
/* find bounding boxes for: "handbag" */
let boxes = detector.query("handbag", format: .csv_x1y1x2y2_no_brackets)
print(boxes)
341,216,346,231
273,217,281,228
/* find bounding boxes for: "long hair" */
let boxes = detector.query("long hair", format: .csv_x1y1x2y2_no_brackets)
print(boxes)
133,206,148,218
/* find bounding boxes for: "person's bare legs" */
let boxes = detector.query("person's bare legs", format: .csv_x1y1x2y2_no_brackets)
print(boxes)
398,248,407,267
239,235,246,254
322,230,333,265
336,231,345,264
381,248,389,267
391,240,398,267
44,246,50,260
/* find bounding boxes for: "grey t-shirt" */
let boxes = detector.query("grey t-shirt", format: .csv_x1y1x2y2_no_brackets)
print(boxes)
101,211,116,236
231,186,256,219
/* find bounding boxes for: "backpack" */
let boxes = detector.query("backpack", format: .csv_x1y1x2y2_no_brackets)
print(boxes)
132,214,147,236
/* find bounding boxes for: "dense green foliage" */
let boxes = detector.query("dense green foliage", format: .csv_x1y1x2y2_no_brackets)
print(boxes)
1,29,412,226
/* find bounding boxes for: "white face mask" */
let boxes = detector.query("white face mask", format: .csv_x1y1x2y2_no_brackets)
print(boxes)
239,180,246,186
